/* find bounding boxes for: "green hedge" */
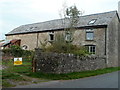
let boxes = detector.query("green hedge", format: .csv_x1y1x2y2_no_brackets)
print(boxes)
2,45,34,57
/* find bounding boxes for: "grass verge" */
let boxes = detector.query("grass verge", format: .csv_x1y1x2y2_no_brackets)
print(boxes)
2,80,16,87
2,58,120,87
26,67,120,80
2,59,32,87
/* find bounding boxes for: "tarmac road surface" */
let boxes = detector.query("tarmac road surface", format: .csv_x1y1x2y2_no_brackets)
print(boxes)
14,71,119,88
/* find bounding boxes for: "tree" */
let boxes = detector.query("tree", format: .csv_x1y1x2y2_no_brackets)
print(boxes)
44,5,87,55
66,5,81,27
63,5,82,44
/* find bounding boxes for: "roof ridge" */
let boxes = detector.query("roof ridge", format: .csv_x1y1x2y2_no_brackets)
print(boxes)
81,10,117,17
23,18,63,26
23,10,117,26
6,10,118,35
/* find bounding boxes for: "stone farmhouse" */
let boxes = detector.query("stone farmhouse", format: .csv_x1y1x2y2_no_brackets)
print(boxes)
5,10,120,67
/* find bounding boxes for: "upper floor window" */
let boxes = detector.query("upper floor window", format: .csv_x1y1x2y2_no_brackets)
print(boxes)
49,31,54,41
86,29,94,40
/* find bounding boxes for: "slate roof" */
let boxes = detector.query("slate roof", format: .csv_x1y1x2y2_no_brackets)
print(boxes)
6,11,117,35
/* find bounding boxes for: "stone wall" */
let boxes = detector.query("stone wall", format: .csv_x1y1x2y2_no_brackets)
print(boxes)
72,28,106,56
106,14,119,67
6,33,38,50
34,48,107,74
6,28,106,56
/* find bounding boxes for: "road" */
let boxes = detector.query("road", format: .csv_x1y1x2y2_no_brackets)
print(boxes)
14,71,119,88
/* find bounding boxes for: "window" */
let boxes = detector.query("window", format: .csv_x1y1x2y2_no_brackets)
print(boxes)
22,45,28,50
30,27,33,29
85,45,96,54
49,31,54,41
88,19,97,25
86,29,94,40
29,27,38,30
65,32,72,41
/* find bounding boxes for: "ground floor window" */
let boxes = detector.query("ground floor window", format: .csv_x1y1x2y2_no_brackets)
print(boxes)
85,45,96,54
22,45,28,50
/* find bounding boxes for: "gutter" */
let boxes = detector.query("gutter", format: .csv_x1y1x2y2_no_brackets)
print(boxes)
5,25,107,36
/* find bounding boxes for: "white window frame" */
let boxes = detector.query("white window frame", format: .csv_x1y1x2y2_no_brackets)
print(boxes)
86,29,94,40
85,45,96,54
22,45,29,50
88,19,97,24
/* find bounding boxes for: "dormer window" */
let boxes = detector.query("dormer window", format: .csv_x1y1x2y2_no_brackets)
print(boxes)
30,27,33,29
29,27,37,30
88,19,97,25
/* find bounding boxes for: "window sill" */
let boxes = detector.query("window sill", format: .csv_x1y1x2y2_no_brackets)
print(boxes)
48,40,54,43
85,40,94,41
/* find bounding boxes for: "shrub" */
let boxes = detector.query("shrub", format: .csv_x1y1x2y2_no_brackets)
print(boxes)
45,43,88,56
73,46,89,56
10,45,23,57
2,45,34,57
42,33,88,56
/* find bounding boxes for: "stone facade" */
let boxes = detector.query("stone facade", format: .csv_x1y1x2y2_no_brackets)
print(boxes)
6,11,120,68
34,48,106,73
106,14,119,67
118,1,120,17
72,28,106,56
6,28,106,56
6,32,52,50
6,33,38,50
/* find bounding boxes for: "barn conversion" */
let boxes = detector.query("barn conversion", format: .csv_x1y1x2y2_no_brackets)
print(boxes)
5,10,120,67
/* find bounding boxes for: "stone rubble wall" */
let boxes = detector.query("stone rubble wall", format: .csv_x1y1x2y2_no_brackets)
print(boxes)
35,48,106,74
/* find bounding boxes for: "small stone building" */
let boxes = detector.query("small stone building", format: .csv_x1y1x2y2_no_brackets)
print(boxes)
5,11,120,67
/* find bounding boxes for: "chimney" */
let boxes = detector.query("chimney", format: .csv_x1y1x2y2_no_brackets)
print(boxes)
118,1,120,17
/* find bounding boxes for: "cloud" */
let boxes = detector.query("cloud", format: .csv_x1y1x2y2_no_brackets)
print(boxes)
0,0,119,40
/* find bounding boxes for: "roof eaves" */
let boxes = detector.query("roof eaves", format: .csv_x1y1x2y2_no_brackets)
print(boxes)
5,25,107,36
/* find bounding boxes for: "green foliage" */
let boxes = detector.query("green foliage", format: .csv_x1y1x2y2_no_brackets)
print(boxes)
66,5,80,18
66,5,81,26
0,40,5,42
73,46,89,56
27,67,120,80
39,38,48,50
46,5,84,55
2,45,34,57
2,58,32,74
65,5,81,43
44,33,88,56
46,43,88,56
2,58,32,87
23,50,34,57
10,45,23,57
2,80,16,87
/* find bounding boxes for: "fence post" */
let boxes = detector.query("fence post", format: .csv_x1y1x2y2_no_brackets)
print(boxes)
32,48,43,72
32,58,36,72
32,48,36,72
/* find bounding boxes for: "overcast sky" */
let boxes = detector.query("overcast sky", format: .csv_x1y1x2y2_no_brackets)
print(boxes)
0,0,119,40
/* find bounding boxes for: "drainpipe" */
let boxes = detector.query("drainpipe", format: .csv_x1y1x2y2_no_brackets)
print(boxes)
105,27,109,68
105,28,107,55
36,33,39,48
